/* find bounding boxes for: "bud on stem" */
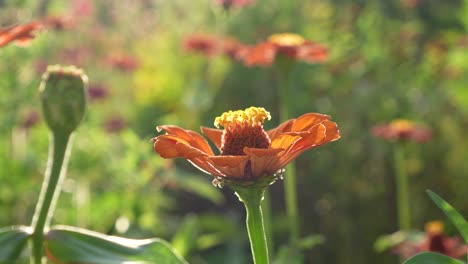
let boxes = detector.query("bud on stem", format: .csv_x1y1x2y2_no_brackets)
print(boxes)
39,65,87,135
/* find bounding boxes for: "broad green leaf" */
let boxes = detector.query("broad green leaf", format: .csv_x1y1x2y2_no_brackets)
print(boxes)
45,225,187,264
403,252,465,264
426,190,468,244
0,225,32,263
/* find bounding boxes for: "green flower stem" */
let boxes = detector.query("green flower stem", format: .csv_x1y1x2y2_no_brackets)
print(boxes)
261,190,273,258
393,143,411,230
30,132,73,264
278,63,300,245
233,185,269,264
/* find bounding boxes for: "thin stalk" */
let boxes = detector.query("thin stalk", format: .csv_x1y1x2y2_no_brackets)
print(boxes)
234,186,269,264
278,66,300,245
393,143,411,230
30,132,73,264
261,190,274,257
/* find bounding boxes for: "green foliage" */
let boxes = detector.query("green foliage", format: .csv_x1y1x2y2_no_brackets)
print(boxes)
426,190,468,245
45,225,187,264
0,226,31,263
403,252,465,264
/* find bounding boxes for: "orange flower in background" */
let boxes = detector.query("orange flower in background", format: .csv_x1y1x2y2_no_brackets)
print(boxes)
244,33,328,66
152,107,340,180
371,119,432,143
0,21,43,48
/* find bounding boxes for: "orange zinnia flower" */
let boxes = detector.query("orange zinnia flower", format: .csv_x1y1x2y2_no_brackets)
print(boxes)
244,33,328,67
152,107,340,180
371,119,432,143
0,21,43,48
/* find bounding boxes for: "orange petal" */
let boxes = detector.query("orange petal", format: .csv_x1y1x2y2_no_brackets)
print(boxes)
244,148,284,177
321,120,341,143
276,124,327,169
200,126,223,151
153,135,206,159
157,125,214,156
208,156,249,179
187,157,224,177
297,42,328,63
291,113,331,132
153,135,222,176
244,42,277,66
270,133,302,149
267,119,294,140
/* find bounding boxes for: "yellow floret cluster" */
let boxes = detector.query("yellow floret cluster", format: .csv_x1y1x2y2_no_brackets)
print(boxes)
268,33,305,46
214,106,271,128
390,119,414,131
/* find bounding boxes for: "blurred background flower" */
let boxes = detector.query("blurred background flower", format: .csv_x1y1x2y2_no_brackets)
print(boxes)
372,119,432,143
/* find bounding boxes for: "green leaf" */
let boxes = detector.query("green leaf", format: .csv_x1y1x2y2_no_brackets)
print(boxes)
374,230,424,253
426,190,468,244
45,225,187,264
0,225,32,263
164,169,224,205
402,252,466,264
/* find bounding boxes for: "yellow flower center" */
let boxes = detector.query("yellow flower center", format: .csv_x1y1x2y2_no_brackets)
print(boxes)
214,106,271,129
390,119,413,131
425,220,444,235
214,107,271,156
268,33,305,47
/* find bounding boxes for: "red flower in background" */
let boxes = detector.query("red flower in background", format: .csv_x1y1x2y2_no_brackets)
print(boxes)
212,0,256,9
152,107,340,180
244,33,328,66
87,83,110,102
372,119,432,143
183,33,219,57
104,115,127,133
20,110,40,129
392,221,468,260
0,21,43,48
183,33,249,61
106,53,139,72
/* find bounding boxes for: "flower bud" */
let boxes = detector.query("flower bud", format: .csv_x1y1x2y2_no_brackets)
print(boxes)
39,65,87,134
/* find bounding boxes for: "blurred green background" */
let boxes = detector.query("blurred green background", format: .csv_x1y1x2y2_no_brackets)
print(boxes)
1,0,468,263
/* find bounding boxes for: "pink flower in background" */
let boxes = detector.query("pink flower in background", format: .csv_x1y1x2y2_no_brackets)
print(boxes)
183,33,219,57
392,221,468,260
104,116,127,133
59,46,92,66
183,33,250,62
371,119,432,143
106,54,139,72
42,16,74,31
72,0,94,17
87,83,110,102
212,0,256,9
20,111,40,129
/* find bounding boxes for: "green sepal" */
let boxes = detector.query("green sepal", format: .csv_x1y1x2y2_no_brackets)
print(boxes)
39,65,87,135
0,225,32,263
426,190,468,244
402,252,466,264
45,225,187,264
